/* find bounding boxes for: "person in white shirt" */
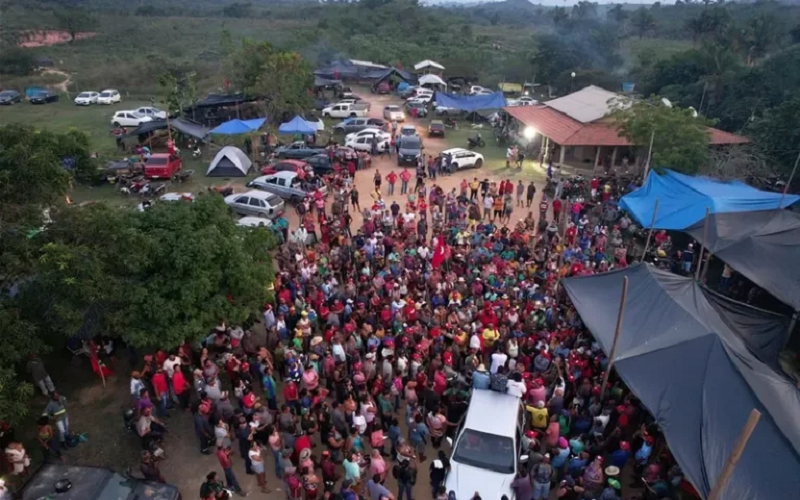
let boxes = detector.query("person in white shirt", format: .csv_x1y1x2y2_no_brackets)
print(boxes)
483,195,493,220
490,349,508,374
506,372,527,398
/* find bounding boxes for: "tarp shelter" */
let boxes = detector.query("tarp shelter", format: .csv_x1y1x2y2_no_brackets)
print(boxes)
120,118,209,141
314,76,341,88
206,146,252,177
192,92,253,109
434,91,507,111
419,74,447,87
563,264,800,500
619,169,800,230
279,116,316,135
685,210,800,311
363,68,417,86
210,118,266,135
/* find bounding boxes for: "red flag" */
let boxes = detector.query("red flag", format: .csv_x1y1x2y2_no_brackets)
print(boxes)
431,239,447,269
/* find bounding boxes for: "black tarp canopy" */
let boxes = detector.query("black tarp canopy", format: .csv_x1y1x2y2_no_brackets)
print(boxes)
314,76,342,88
563,264,800,500
121,118,208,140
685,209,800,311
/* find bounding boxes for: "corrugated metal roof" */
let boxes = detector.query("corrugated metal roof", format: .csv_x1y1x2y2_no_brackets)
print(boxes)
544,85,628,124
414,59,445,71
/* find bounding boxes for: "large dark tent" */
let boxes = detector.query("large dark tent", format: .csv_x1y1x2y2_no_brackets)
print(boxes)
685,210,800,311
563,264,800,500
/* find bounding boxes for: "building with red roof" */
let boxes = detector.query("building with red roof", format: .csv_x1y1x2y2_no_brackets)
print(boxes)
504,85,748,172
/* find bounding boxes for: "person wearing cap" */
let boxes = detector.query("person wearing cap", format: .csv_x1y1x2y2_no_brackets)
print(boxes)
531,453,553,500
600,478,622,500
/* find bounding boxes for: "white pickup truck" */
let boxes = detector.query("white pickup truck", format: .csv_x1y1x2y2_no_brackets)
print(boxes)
322,102,369,119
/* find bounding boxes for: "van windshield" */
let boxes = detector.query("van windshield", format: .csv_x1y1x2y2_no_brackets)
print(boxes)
453,429,515,474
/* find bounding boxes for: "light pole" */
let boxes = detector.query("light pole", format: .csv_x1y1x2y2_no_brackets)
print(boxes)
570,72,576,93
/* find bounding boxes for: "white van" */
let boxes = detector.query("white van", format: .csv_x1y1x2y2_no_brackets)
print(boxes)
445,390,528,500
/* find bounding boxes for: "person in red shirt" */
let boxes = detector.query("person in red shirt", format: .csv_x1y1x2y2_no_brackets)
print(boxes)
216,446,244,494
552,197,562,222
400,168,411,195
172,367,189,410
590,176,600,199
151,367,170,417
283,379,299,413
386,170,398,196
565,223,577,245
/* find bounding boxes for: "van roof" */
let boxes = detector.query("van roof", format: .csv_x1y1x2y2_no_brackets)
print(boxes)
463,390,520,435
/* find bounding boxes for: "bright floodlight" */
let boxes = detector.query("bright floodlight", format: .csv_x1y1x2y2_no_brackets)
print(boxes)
523,127,536,139
570,72,576,78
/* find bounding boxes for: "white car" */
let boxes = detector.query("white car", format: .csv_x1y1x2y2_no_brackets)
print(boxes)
237,216,274,228
469,85,489,95
407,91,433,104
345,128,391,143
111,110,153,128
135,106,167,119
507,96,538,107
383,105,405,122
442,148,484,170
97,89,121,104
445,391,528,500
74,91,99,105
346,134,390,153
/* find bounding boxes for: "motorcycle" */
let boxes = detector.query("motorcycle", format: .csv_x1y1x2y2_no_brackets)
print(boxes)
171,169,195,183
467,135,486,149
443,117,458,129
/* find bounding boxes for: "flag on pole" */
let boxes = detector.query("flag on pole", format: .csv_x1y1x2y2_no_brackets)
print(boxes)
432,238,448,269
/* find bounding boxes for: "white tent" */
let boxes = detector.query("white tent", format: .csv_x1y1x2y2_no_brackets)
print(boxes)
414,59,445,71
206,146,252,177
419,74,447,87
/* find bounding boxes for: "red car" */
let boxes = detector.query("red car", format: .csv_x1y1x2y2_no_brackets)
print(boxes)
260,159,309,176
144,153,182,179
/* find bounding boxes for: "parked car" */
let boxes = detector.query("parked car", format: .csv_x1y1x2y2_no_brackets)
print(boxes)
346,134,390,153
97,89,121,104
445,391,528,500
339,86,355,99
322,102,369,119
507,96,537,107
18,464,181,500
225,190,285,219
397,135,423,166
159,192,194,202
383,105,405,122
334,117,384,134
144,153,182,179
405,100,428,118
434,104,461,116
135,106,167,119
260,159,310,176
248,171,328,203
111,110,153,127
399,125,417,137
0,90,22,105
428,120,446,138
398,86,417,99
29,89,59,104
305,154,334,174
346,128,391,143
468,85,489,95
314,97,330,111
74,91,99,105
407,92,433,104
237,216,274,228
475,89,494,96
374,81,391,94
441,148,484,170
274,141,326,159
407,88,433,100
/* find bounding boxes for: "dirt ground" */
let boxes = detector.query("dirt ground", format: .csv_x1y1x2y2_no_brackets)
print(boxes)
16,92,564,500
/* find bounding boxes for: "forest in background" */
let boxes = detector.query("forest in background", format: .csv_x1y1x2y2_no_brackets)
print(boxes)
2,0,800,171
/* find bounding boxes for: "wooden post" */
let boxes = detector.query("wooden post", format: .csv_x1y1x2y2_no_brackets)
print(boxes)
706,409,762,500
641,199,660,260
594,147,601,171
559,146,565,167
643,129,655,179
601,276,629,400
695,207,711,281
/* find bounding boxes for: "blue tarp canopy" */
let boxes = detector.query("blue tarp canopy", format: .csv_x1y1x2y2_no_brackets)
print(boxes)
563,264,800,500
619,169,800,230
210,118,266,135
278,116,316,135
434,91,507,111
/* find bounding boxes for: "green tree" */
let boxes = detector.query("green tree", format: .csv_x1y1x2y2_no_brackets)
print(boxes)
227,39,313,121
608,4,628,25
571,1,597,20
751,96,800,173
24,196,276,349
611,97,713,174
631,7,656,39
551,7,570,29
0,46,37,76
742,14,780,64
157,71,198,116
53,8,97,42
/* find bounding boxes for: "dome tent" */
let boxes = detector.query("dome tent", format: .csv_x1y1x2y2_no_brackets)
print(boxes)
206,146,252,177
